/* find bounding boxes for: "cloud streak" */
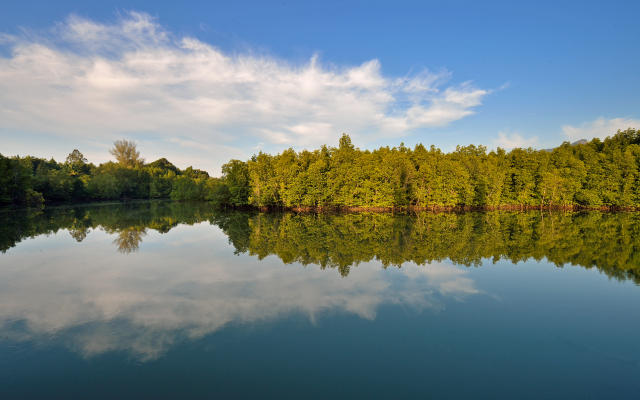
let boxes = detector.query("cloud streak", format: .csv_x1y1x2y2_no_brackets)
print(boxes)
562,117,640,141
0,12,488,167
493,131,538,149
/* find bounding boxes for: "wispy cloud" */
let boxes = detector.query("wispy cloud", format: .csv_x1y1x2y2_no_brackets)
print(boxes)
493,131,538,149
0,11,488,167
562,117,640,140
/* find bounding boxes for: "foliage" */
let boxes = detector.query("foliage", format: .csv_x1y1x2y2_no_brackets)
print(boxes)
66,149,87,164
170,176,206,201
109,139,145,168
2,203,639,285
0,146,214,205
208,129,640,209
86,173,121,199
2,129,639,208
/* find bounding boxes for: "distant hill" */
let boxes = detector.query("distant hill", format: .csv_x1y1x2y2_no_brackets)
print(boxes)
544,139,588,152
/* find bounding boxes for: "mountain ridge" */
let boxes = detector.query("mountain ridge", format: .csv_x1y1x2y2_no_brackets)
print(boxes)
544,139,588,152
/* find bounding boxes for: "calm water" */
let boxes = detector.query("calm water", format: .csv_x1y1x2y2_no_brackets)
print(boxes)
1,202,639,399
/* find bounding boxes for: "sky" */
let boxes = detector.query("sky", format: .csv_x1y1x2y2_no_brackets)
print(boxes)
1,0,639,175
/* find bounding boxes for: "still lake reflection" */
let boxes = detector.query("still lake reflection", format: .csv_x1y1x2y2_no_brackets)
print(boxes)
1,202,639,399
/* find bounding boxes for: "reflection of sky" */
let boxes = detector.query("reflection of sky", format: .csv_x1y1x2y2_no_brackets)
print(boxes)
0,223,481,360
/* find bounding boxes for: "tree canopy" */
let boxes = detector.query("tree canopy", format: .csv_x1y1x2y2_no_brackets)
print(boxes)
66,149,87,164
208,129,640,209
1,128,639,208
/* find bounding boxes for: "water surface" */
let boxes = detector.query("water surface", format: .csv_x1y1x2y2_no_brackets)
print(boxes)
1,202,639,399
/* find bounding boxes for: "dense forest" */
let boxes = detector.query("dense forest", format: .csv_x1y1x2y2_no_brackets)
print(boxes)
211,128,640,209
1,128,639,208
2,202,639,284
0,140,211,206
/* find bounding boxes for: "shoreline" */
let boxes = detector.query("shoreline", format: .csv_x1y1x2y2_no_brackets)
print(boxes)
227,204,640,213
3,199,639,213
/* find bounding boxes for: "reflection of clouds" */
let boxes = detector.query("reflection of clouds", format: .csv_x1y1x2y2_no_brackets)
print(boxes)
0,223,481,361
400,263,481,301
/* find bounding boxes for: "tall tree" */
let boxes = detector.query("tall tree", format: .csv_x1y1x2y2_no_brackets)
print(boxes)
65,149,91,177
109,139,144,168
66,149,87,164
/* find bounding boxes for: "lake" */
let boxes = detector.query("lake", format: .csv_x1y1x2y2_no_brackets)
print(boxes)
1,201,639,399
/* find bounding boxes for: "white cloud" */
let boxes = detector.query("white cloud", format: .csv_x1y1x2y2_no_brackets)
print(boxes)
562,117,640,140
0,12,488,171
493,131,538,149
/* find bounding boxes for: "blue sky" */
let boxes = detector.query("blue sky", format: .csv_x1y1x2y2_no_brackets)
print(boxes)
1,0,638,174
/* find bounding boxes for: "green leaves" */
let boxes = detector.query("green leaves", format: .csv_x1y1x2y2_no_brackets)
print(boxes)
3,129,640,208
86,173,120,199
204,130,640,209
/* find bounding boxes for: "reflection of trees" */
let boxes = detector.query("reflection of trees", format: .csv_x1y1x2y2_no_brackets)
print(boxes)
2,202,640,284
68,213,92,242
0,201,218,253
217,211,640,283
113,227,147,254
69,227,89,242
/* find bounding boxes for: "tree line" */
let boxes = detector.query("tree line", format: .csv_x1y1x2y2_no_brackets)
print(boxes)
0,139,212,205
2,202,639,284
209,128,640,209
2,128,639,208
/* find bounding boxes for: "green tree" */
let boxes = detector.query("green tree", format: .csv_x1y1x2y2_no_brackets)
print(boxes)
86,173,121,199
109,139,145,168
